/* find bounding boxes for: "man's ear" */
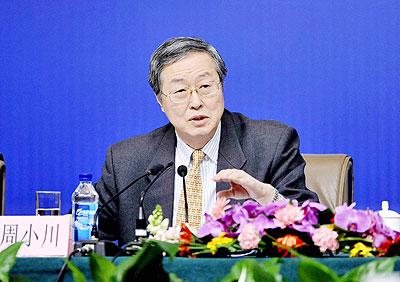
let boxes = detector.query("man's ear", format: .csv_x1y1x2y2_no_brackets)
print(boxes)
157,97,165,112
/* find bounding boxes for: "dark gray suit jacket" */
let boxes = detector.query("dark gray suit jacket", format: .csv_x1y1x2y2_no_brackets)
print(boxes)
95,110,318,244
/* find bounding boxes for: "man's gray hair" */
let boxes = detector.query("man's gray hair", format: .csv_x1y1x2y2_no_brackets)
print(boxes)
148,37,227,100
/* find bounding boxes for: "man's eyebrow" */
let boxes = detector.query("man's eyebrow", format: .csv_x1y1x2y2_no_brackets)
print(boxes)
169,78,187,84
196,72,213,79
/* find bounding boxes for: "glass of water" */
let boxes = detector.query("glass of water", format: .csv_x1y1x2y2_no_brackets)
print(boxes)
35,191,61,216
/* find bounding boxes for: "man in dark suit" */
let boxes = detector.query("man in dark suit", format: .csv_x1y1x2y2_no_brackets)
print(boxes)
95,37,318,244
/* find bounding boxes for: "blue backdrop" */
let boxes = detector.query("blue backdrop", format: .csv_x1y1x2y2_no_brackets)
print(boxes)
1,1,399,215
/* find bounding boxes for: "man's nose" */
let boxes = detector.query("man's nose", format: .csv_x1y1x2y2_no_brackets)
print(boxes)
188,90,203,109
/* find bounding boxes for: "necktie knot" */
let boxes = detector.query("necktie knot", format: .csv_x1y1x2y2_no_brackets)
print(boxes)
192,149,205,167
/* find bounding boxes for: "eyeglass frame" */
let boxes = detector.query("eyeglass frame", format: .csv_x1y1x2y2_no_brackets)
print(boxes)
159,80,222,104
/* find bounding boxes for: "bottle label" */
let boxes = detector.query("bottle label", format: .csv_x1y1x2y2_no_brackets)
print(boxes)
73,202,98,241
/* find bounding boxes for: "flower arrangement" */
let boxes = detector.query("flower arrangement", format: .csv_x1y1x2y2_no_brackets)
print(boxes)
4,200,399,282
147,199,400,258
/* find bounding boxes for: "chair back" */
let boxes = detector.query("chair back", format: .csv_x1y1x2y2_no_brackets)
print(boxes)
302,154,353,210
0,154,5,215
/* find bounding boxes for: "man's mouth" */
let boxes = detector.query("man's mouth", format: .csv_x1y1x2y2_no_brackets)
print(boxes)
190,115,208,121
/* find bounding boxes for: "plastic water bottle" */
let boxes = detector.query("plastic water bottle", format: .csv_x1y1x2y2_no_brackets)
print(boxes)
71,173,99,241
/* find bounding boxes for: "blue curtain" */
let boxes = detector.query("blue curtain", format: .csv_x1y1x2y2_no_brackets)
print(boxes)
1,1,399,215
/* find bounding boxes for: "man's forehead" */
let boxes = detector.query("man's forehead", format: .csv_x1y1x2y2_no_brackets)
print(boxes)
168,71,214,83
160,52,217,82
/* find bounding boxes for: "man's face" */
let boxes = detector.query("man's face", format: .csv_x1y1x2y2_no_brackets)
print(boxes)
159,52,224,149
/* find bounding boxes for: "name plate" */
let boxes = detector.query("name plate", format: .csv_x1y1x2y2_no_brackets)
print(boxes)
0,215,72,257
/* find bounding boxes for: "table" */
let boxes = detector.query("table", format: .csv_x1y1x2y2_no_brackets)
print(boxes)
11,256,400,282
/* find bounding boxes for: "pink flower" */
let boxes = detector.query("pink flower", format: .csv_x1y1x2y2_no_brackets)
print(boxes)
273,204,305,228
237,223,261,250
312,226,339,253
211,197,232,219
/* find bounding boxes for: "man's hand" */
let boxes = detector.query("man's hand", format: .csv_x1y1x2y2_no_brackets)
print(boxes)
212,169,276,205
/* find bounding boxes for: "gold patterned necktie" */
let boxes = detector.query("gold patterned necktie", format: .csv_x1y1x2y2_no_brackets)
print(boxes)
176,149,205,230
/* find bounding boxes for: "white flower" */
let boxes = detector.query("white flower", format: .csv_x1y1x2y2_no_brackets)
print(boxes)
147,217,169,236
152,226,180,243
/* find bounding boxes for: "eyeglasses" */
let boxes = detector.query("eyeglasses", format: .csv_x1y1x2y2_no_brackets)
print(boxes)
160,81,221,104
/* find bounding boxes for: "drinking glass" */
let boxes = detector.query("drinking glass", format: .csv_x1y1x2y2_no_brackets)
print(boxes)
35,191,61,216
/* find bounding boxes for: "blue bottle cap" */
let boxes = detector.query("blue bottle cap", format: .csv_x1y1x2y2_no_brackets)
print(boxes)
79,173,93,181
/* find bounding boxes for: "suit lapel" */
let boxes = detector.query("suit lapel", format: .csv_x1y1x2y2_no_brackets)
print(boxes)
216,111,247,192
144,125,176,224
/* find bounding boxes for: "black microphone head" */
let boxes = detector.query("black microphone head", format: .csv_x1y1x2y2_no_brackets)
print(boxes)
147,164,164,175
177,165,188,177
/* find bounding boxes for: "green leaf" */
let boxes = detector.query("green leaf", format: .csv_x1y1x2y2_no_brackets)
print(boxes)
338,237,372,244
0,242,23,282
220,259,283,282
169,273,185,282
340,257,398,282
262,258,283,277
66,260,88,282
148,239,179,258
89,252,117,282
298,258,340,282
10,275,32,282
115,242,169,281
286,247,308,259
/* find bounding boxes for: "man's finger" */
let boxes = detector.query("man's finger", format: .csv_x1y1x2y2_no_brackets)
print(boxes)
217,189,234,199
213,169,245,183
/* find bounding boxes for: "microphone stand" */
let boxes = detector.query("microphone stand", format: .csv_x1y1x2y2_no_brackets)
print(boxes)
135,162,174,241
75,164,164,256
91,169,160,238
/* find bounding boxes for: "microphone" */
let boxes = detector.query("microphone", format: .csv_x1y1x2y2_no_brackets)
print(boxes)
91,164,164,239
177,165,188,224
135,161,174,239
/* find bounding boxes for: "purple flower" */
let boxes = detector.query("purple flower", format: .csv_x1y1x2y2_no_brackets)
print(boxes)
373,233,389,248
241,200,262,218
370,212,397,237
221,204,243,227
221,211,235,227
301,200,327,211
335,202,355,214
292,222,316,235
367,211,399,248
334,204,373,233
232,204,249,222
259,199,289,216
198,214,227,238
301,201,327,225
290,201,327,235
252,214,276,235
